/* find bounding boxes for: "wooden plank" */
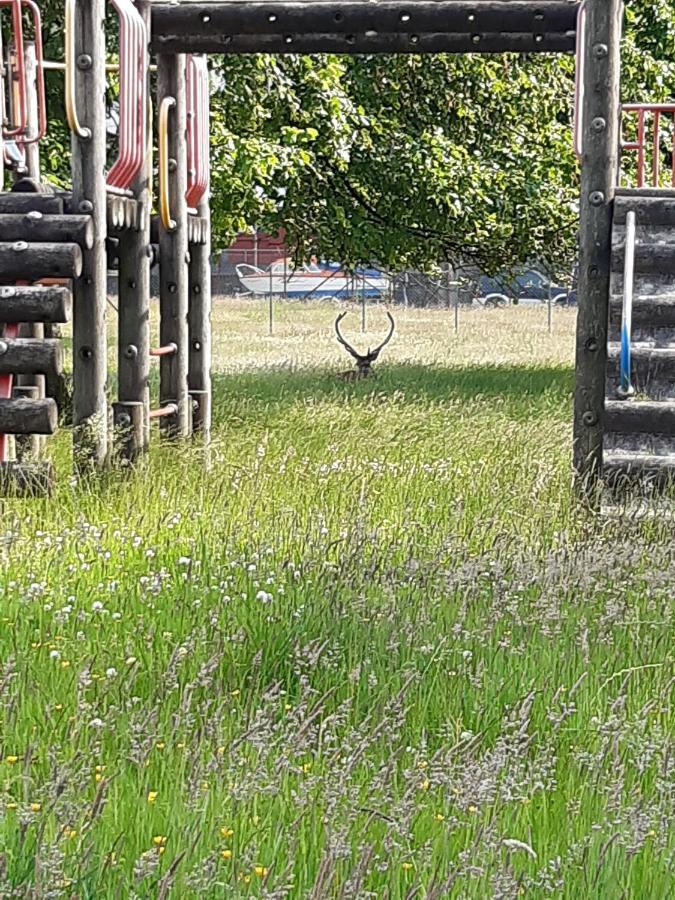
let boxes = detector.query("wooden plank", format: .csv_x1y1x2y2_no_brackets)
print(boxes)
153,30,577,55
572,0,623,491
611,243,675,275
0,242,82,281
604,451,675,487
0,213,93,248
71,0,108,468
158,54,190,437
605,400,675,436
0,461,54,496
0,285,71,323
0,338,64,376
614,195,675,227
0,397,58,434
116,0,152,460
0,194,63,214
608,297,675,329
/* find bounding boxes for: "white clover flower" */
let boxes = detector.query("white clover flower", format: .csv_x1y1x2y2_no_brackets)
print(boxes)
256,590,273,604
88,718,105,729
49,649,60,660
105,667,117,678
178,556,191,566
91,601,104,612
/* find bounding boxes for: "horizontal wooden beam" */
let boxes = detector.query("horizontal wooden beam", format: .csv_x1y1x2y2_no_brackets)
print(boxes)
614,195,675,227
604,451,675,487
611,243,675,275
0,242,82,282
605,400,675,436
0,285,72,323
0,194,64,214
0,213,93,249
609,298,675,329
151,1,578,55
0,339,64,376
0,397,58,435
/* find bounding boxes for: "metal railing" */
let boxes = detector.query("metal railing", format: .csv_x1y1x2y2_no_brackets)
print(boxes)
619,210,637,398
621,104,675,189
186,54,209,210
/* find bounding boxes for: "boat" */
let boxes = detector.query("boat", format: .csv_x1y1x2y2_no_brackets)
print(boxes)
235,258,390,298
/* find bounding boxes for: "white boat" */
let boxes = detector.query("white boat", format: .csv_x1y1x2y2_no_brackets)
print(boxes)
235,258,390,298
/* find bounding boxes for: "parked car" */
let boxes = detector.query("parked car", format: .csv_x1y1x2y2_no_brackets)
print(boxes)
474,267,574,307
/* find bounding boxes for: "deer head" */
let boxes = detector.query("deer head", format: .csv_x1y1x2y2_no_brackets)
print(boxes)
335,310,395,380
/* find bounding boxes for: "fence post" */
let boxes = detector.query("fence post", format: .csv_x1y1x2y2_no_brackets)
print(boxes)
188,161,212,436
71,0,108,469
115,0,151,460
157,53,190,437
573,0,623,491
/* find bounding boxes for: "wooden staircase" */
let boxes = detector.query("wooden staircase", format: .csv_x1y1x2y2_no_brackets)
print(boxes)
604,189,675,489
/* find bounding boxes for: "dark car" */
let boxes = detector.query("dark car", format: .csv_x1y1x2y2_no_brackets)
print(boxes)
475,267,574,307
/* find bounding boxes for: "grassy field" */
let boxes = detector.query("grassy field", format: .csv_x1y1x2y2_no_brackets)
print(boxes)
0,300,673,898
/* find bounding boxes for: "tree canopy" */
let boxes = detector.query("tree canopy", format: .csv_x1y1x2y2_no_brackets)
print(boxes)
29,1,675,274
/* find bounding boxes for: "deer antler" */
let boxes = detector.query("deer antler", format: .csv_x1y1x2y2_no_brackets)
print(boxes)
334,311,363,362
368,311,395,359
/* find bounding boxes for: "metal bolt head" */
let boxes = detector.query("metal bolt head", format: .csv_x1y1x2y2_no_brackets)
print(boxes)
124,344,138,359
168,282,177,294
193,340,202,352
117,413,131,427
591,117,606,133
80,346,93,360
582,411,597,427
593,43,608,59
25,210,43,221
585,337,599,353
79,200,94,214
12,240,28,252
168,159,178,173
589,191,605,206
77,53,92,70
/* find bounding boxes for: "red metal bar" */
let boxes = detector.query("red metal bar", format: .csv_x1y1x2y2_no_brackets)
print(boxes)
0,322,19,462
186,55,209,209
652,110,661,187
16,0,47,145
149,403,177,420
106,0,148,192
0,0,27,138
621,103,675,189
149,342,177,357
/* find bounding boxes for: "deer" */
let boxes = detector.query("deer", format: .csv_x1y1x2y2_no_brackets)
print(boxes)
334,310,395,381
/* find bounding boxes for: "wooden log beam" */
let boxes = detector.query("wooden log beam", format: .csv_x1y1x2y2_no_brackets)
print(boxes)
605,400,675,436
158,53,191,437
0,242,83,282
0,286,71,323
611,243,675,276
71,0,108,469
609,299,675,330
112,401,146,463
0,397,58,434
603,452,675,488
0,213,94,248
151,1,579,54
572,0,623,492
614,194,675,227
0,194,64,214
0,338,64,376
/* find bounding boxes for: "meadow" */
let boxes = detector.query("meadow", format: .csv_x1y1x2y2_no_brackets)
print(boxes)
0,300,672,898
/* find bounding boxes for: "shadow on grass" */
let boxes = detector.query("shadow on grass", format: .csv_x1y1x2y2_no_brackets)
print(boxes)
212,362,574,420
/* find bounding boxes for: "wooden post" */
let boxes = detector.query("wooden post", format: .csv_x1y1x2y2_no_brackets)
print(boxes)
117,0,152,459
573,0,623,490
16,43,44,461
188,183,212,437
71,0,108,468
157,53,190,437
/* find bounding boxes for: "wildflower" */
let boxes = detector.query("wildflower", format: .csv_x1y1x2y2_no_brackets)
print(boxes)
155,742,165,751
217,746,225,756
5,756,19,764
6,802,17,810
468,805,478,815
30,802,41,812
402,862,413,871
254,866,268,877
105,668,118,678
95,765,107,773
64,827,77,839
61,660,71,669
91,601,104,612
434,813,445,822
420,779,430,791
221,827,234,839
147,791,158,804
88,717,105,729
153,836,166,846
252,815,260,825
221,849,232,860
49,650,60,660
256,590,273,604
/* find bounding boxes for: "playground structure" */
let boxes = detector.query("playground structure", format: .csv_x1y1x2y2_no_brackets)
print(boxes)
0,0,673,495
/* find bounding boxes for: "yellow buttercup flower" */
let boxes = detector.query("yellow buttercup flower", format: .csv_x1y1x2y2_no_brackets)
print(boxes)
402,862,413,871
434,813,445,822
153,836,166,846
254,866,268,877
30,802,41,812
221,849,232,860
220,827,234,839
147,791,158,804
5,756,19,764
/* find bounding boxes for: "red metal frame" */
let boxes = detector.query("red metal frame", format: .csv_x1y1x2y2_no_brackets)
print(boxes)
17,0,47,145
186,54,209,210
621,103,675,189
0,322,18,462
106,0,148,193
0,0,26,138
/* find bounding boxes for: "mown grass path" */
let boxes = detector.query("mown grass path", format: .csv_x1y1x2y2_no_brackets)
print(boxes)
0,303,672,897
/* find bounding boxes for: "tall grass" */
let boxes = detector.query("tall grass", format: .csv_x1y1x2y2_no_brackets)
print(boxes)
0,302,672,898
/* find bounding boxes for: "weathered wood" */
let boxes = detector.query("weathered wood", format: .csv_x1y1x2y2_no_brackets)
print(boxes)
0,242,82,282
572,0,623,490
158,53,190,437
605,400,675,436
0,338,63,375
614,195,675,227
0,194,63,214
611,243,675,276
113,401,146,463
608,345,675,378
151,1,578,54
11,385,41,460
0,397,58,434
0,461,54,495
188,154,212,437
0,285,71,323
71,0,108,468
0,213,94,248
603,451,675,487
117,0,152,457
609,297,675,329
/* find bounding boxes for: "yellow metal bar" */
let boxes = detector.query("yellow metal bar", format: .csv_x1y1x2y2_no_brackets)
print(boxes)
64,0,91,139
159,96,176,232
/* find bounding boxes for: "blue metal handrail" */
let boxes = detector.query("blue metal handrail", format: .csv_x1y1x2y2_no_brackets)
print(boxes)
619,210,637,397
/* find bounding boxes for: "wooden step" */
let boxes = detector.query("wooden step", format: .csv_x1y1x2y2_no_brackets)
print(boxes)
0,242,82,282
0,194,63,214
605,400,675,436
609,295,675,328
614,194,675,227
0,285,71,323
607,346,675,399
0,398,58,435
0,213,93,249
604,451,675,486
611,242,675,276
0,338,64,376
